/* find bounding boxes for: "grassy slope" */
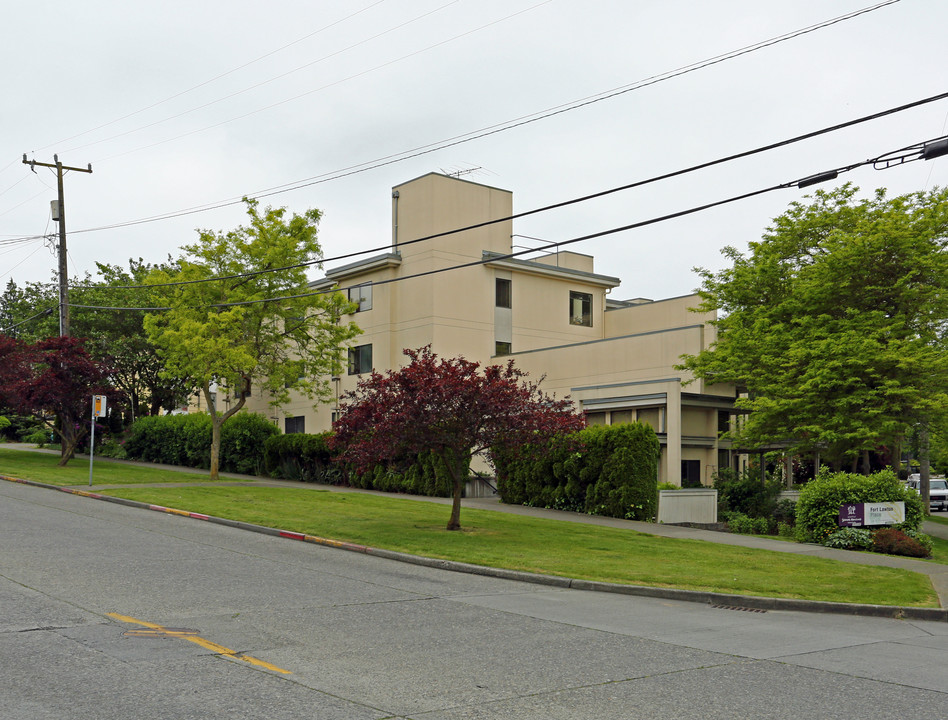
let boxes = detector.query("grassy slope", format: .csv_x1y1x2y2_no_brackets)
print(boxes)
106,485,938,607
0,448,939,607
0,447,252,486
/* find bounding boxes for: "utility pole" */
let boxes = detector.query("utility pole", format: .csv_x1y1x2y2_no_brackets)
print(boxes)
22,154,93,336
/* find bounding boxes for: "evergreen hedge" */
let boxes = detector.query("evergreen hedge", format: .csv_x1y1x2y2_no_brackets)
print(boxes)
344,450,459,497
122,412,277,474
263,432,459,497
493,422,661,520
263,432,338,483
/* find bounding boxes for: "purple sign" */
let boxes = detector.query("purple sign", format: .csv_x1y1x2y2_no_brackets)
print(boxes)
839,503,864,527
838,502,905,527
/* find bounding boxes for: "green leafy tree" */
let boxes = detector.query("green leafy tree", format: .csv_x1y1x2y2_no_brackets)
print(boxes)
0,278,57,339
143,199,360,480
1,262,195,420
77,260,196,419
679,184,948,470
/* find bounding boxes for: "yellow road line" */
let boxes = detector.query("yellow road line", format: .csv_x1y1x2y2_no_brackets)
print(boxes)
108,612,292,675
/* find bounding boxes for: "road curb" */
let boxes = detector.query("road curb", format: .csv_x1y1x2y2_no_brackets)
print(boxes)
4,474,946,622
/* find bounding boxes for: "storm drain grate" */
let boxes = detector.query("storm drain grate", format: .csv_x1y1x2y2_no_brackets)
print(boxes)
711,604,767,613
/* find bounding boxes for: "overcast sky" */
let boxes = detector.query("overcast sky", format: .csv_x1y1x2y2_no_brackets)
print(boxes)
3,0,947,311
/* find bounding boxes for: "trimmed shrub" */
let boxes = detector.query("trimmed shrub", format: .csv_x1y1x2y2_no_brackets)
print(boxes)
264,432,336,483
777,521,795,539
344,450,458,497
123,414,211,466
494,422,661,521
123,412,276,475
219,413,279,475
871,528,930,558
795,469,924,543
724,511,770,535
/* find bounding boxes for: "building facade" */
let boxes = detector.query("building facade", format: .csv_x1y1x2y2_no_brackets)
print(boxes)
252,172,737,486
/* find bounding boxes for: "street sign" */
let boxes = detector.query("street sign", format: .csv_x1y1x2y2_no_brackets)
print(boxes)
89,395,107,486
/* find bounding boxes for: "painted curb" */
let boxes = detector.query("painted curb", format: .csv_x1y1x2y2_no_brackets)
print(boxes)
3,474,946,622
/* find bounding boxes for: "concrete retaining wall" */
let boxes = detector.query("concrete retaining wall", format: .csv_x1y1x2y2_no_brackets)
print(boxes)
658,488,718,524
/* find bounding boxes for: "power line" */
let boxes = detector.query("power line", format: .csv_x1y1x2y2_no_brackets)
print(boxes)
89,1,553,164
71,92,948,292
5,0,897,227
1,307,54,332
65,131,944,314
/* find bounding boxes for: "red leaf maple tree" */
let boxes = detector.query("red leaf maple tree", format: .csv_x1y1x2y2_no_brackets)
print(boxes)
331,346,586,530
4,335,115,465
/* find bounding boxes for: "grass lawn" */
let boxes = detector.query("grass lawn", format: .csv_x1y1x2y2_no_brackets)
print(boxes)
0,447,253,486
102,484,940,608
1,446,940,608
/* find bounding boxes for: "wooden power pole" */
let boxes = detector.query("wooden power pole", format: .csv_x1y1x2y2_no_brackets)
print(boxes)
22,154,93,336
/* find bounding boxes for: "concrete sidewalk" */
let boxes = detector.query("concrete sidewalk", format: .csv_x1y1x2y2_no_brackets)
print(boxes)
4,443,948,613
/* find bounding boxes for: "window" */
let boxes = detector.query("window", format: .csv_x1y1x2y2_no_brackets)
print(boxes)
347,283,372,312
637,408,661,432
681,460,701,488
285,416,305,434
348,344,372,375
569,291,592,326
717,410,731,435
496,278,511,308
495,341,512,356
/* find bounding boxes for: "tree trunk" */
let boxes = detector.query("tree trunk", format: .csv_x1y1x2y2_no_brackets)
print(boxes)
57,423,80,467
203,381,248,482
441,450,465,531
447,476,463,531
209,413,222,481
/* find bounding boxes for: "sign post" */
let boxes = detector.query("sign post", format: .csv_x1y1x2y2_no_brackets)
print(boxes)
89,395,107,487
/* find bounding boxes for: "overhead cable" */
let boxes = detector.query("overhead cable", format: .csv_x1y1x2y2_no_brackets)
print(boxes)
66,131,936,313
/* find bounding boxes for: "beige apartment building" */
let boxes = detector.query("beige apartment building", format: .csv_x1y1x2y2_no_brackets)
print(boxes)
254,172,737,486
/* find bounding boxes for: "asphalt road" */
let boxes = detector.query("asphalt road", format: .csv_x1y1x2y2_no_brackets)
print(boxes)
2,480,947,720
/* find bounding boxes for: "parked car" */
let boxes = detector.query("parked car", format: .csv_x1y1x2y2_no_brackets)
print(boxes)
905,477,948,511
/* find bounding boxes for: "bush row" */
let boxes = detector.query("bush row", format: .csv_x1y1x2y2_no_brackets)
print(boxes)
343,451,460,497
121,412,278,475
822,526,933,557
112,414,661,511
262,432,337,483
261,432,458,497
492,423,661,521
